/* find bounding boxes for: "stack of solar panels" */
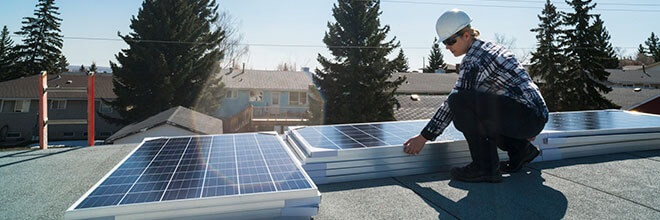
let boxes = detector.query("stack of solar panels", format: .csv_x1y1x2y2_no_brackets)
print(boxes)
535,110,660,162
66,133,320,220
285,120,503,184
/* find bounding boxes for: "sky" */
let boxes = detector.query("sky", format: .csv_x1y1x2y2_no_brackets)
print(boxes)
0,0,659,71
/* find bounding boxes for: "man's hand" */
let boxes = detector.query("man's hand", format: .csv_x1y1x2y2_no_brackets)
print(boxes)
403,135,428,155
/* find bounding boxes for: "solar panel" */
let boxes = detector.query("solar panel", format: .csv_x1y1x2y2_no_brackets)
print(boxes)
66,132,319,220
286,110,660,184
289,120,465,160
543,110,660,133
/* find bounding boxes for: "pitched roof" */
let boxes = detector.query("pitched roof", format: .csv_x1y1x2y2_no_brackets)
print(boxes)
219,69,313,91
394,94,447,120
0,73,116,99
105,106,223,143
604,87,660,110
392,73,457,95
606,63,660,85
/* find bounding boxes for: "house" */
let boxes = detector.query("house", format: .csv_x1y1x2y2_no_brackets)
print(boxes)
0,73,122,146
217,68,314,132
606,62,660,89
105,106,223,144
390,72,455,120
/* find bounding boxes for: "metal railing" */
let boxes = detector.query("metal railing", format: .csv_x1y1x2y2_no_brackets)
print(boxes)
252,106,309,120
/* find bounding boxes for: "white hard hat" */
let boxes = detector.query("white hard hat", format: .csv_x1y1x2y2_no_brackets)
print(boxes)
435,9,472,42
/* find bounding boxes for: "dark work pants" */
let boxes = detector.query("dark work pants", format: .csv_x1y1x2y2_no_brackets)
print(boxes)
447,90,547,173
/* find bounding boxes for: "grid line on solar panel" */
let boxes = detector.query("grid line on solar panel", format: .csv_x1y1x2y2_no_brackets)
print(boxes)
296,121,428,150
119,137,192,205
76,138,170,209
321,126,367,149
159,137,197,201
256,135,311,191
74,133,314,210
202,135,239,197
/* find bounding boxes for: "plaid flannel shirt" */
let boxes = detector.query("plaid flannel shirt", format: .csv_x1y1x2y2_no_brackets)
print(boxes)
421,39,549,140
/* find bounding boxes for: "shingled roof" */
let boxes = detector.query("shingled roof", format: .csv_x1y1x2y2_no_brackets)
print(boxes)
219,69,313,91
606,62,660,86
392,73,457,95
0,73,116,99
105,106,223,143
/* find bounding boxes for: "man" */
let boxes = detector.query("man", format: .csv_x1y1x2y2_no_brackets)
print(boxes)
403,9,549,183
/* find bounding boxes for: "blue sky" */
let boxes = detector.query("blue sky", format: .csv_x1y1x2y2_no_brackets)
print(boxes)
1,0,658,71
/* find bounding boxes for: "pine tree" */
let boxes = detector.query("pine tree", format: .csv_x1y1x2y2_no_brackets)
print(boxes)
529,0,565,111
423,38,447,73
644,32,660,61
55,55,69,73
79,65,86,72
106,0,226,124
390,49,409,72
558,0,618,111
89,62,97,73
0,26,19,81
13,0,65,76
591,15,618,69
315,0,405,124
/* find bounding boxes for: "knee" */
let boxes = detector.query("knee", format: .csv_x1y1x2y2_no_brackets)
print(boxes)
447,91,469,112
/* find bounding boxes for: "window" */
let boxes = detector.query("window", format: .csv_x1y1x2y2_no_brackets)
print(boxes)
63,132,75,137
271,92,280,105
82,131,88,137
249,90,263,101
50,100,67,110
1,100,30,113
7,132,21,138
98,101,113,113
289,92,307,105
225,90,237,99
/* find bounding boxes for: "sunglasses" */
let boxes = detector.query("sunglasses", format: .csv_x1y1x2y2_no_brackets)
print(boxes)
442,31,464,46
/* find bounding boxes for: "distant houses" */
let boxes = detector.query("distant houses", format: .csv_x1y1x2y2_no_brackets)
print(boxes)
0,73,122,146
2,64,658,147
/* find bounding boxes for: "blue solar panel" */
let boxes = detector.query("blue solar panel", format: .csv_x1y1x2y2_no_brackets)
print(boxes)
293,120,464,151
544,110,660,131
75,133,312,209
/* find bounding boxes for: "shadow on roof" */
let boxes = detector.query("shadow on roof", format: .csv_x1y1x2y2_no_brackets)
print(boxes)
0,147,82,169
397,170,568,219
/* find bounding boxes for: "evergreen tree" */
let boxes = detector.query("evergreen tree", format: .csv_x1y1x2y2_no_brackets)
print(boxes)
0,26,19,81
79,64,86,72
644,32,660,61
55,55,69,73
13,0,65,76
591,15,618,69
89,62,97,73
106,0,226,124
390,49,409,72
529,0,565,111
315,0,405,124
423,38,447,73
558,0,618,111
637,44,646,56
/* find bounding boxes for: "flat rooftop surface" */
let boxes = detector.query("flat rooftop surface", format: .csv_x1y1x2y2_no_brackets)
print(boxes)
1,144,659,219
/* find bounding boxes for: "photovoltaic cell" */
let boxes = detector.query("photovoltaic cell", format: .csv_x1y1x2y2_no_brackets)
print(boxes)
293,120,464,152
544,110,660,131
74,133,313,210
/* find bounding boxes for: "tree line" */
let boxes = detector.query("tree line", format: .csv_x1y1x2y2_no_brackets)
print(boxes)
528,0,658,112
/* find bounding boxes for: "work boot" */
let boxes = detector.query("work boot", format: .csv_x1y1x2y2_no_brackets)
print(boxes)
450,163,502,183
500,144,541,173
